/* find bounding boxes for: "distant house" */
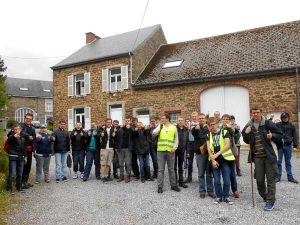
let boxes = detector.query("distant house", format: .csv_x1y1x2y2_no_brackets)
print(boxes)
2,77,53,127
52,21,300,135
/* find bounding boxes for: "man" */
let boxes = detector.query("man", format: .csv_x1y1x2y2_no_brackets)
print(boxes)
192,113,215,199
109,120,120,179
242,106,282,211
70,122,86,179
82,122,101,181
51,120,70,183
207,116,235,205
131,117,140,179
20,113,36,189
184,111,199,183
99,118,117,182
276,112,298,184
148,116,159,179
230,115,242,176
214,111,222,129
153,114,180,193
116,117,133,183
175,117,189,188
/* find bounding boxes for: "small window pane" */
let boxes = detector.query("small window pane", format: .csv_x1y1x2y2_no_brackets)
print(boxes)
110,68,121,75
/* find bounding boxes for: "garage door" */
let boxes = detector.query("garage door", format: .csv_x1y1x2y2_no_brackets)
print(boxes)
200,85,250,131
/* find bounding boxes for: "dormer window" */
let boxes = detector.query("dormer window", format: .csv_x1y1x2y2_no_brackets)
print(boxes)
20,88,28,91
43,89,51,92
162,60,183,68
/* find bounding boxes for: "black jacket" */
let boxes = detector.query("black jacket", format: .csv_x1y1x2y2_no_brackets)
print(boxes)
116,126,134,150
276,121,298,148
99,126,116,149
7,134,27,159
20,123,36,147
70,128,86,151
192,125,209,154
242,117,282,163
133,128,150,154
176,125,189,153
52,128,70,153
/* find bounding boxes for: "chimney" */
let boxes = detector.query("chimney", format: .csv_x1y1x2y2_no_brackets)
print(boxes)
85,32,100,44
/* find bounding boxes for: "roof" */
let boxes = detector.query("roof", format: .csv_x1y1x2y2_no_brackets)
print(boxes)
134,20,300,88
52,24,162,70
5,77,53,98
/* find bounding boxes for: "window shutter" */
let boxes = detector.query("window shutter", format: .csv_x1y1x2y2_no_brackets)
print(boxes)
85,107,91,130
68,109,74,131
84,72,91,95
68,75,74,96
102,69,109,92
121,65,128,89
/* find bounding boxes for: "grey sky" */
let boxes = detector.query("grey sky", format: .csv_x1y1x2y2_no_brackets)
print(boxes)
1,0,299,81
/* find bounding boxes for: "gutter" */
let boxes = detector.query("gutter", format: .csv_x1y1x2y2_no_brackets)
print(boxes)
133,66,299,89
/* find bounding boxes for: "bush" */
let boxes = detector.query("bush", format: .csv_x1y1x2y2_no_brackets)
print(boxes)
0,131,8,175
6,119,18,129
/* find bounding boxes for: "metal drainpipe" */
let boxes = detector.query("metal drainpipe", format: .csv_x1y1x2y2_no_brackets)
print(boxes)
296,68,300,143
129,52,133,84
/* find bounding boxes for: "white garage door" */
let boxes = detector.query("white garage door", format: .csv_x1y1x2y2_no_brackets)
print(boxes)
200,85,250,131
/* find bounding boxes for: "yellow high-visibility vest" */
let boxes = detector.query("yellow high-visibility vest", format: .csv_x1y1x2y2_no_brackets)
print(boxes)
157,124,176,152
209,129,235,161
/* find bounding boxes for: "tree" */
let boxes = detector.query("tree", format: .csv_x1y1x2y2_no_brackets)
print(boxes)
0,57,9,117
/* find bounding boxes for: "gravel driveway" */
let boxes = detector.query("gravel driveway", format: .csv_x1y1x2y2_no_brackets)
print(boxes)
5,151,300,225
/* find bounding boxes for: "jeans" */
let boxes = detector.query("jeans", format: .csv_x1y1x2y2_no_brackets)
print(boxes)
84,150,100,178
196,154,214,193
277,144,293,180
255,157,277,204
212,159,231,199
157,151,176,188
229,160,238,192
7,157,24,191
187,141,195,178
150,145,158,176
117,148,132,176
138,153,151,179
174,150,185,184
35,155,51,182
55,153,68,179
22,151,32,183
72,151,85,173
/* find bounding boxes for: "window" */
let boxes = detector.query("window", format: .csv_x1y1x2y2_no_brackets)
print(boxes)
109,104,123,125
162,60,183,68
15,108,35,123
20,88,29,91
45,99,53,112
102,65,128,92
136,110,150,126
68,107,91,131
169,112,181,124
68,72,90,97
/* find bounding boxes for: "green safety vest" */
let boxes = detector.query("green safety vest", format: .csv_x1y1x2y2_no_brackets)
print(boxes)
157,124,176,152
209,129,235,161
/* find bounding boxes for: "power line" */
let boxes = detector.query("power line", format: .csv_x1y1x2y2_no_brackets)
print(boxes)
131,0,150,51
1,55,66,60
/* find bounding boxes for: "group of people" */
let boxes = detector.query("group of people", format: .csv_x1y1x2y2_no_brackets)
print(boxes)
5,106,299,211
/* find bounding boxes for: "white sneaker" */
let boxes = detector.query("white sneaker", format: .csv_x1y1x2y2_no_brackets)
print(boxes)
80,173,84,179
73,173,78,179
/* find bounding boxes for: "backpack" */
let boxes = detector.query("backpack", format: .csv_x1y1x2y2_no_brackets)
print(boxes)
3,139,9,153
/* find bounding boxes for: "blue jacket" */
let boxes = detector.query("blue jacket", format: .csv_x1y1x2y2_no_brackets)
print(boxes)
52,128,70,153
34,132,52,156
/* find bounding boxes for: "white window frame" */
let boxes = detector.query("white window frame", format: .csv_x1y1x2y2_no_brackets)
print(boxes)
102,65,128,92
15,108,36,123
45,99,53,112
68,72,90,97
169,112,181,125
68,106,91,131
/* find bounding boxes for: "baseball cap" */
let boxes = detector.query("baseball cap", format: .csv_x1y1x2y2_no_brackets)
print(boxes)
280,112,289,119
40,124,47,128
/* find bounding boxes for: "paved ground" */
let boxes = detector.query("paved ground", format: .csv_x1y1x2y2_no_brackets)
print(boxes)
5,151,300,225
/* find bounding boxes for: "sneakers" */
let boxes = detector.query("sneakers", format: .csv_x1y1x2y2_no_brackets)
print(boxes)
45,179,50,183
208,192,216,198
264,203,274,211
179,183,188,188
62,177,68,182
233,191,240,198
158,187,163,194
288,178,299,184
35,181,40,184
56,179,60,183
214,198,222,204
200,193,206,198
82,177,88,182
73,173,78,179
183,177,192,183
171,186,181,192
80,173,84,179
224,198,233,205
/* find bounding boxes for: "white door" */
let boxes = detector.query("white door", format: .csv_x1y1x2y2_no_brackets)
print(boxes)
110,105,123,126
200,85,250,132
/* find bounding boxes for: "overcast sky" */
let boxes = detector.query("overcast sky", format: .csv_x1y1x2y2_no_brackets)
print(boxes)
1,0,300,81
